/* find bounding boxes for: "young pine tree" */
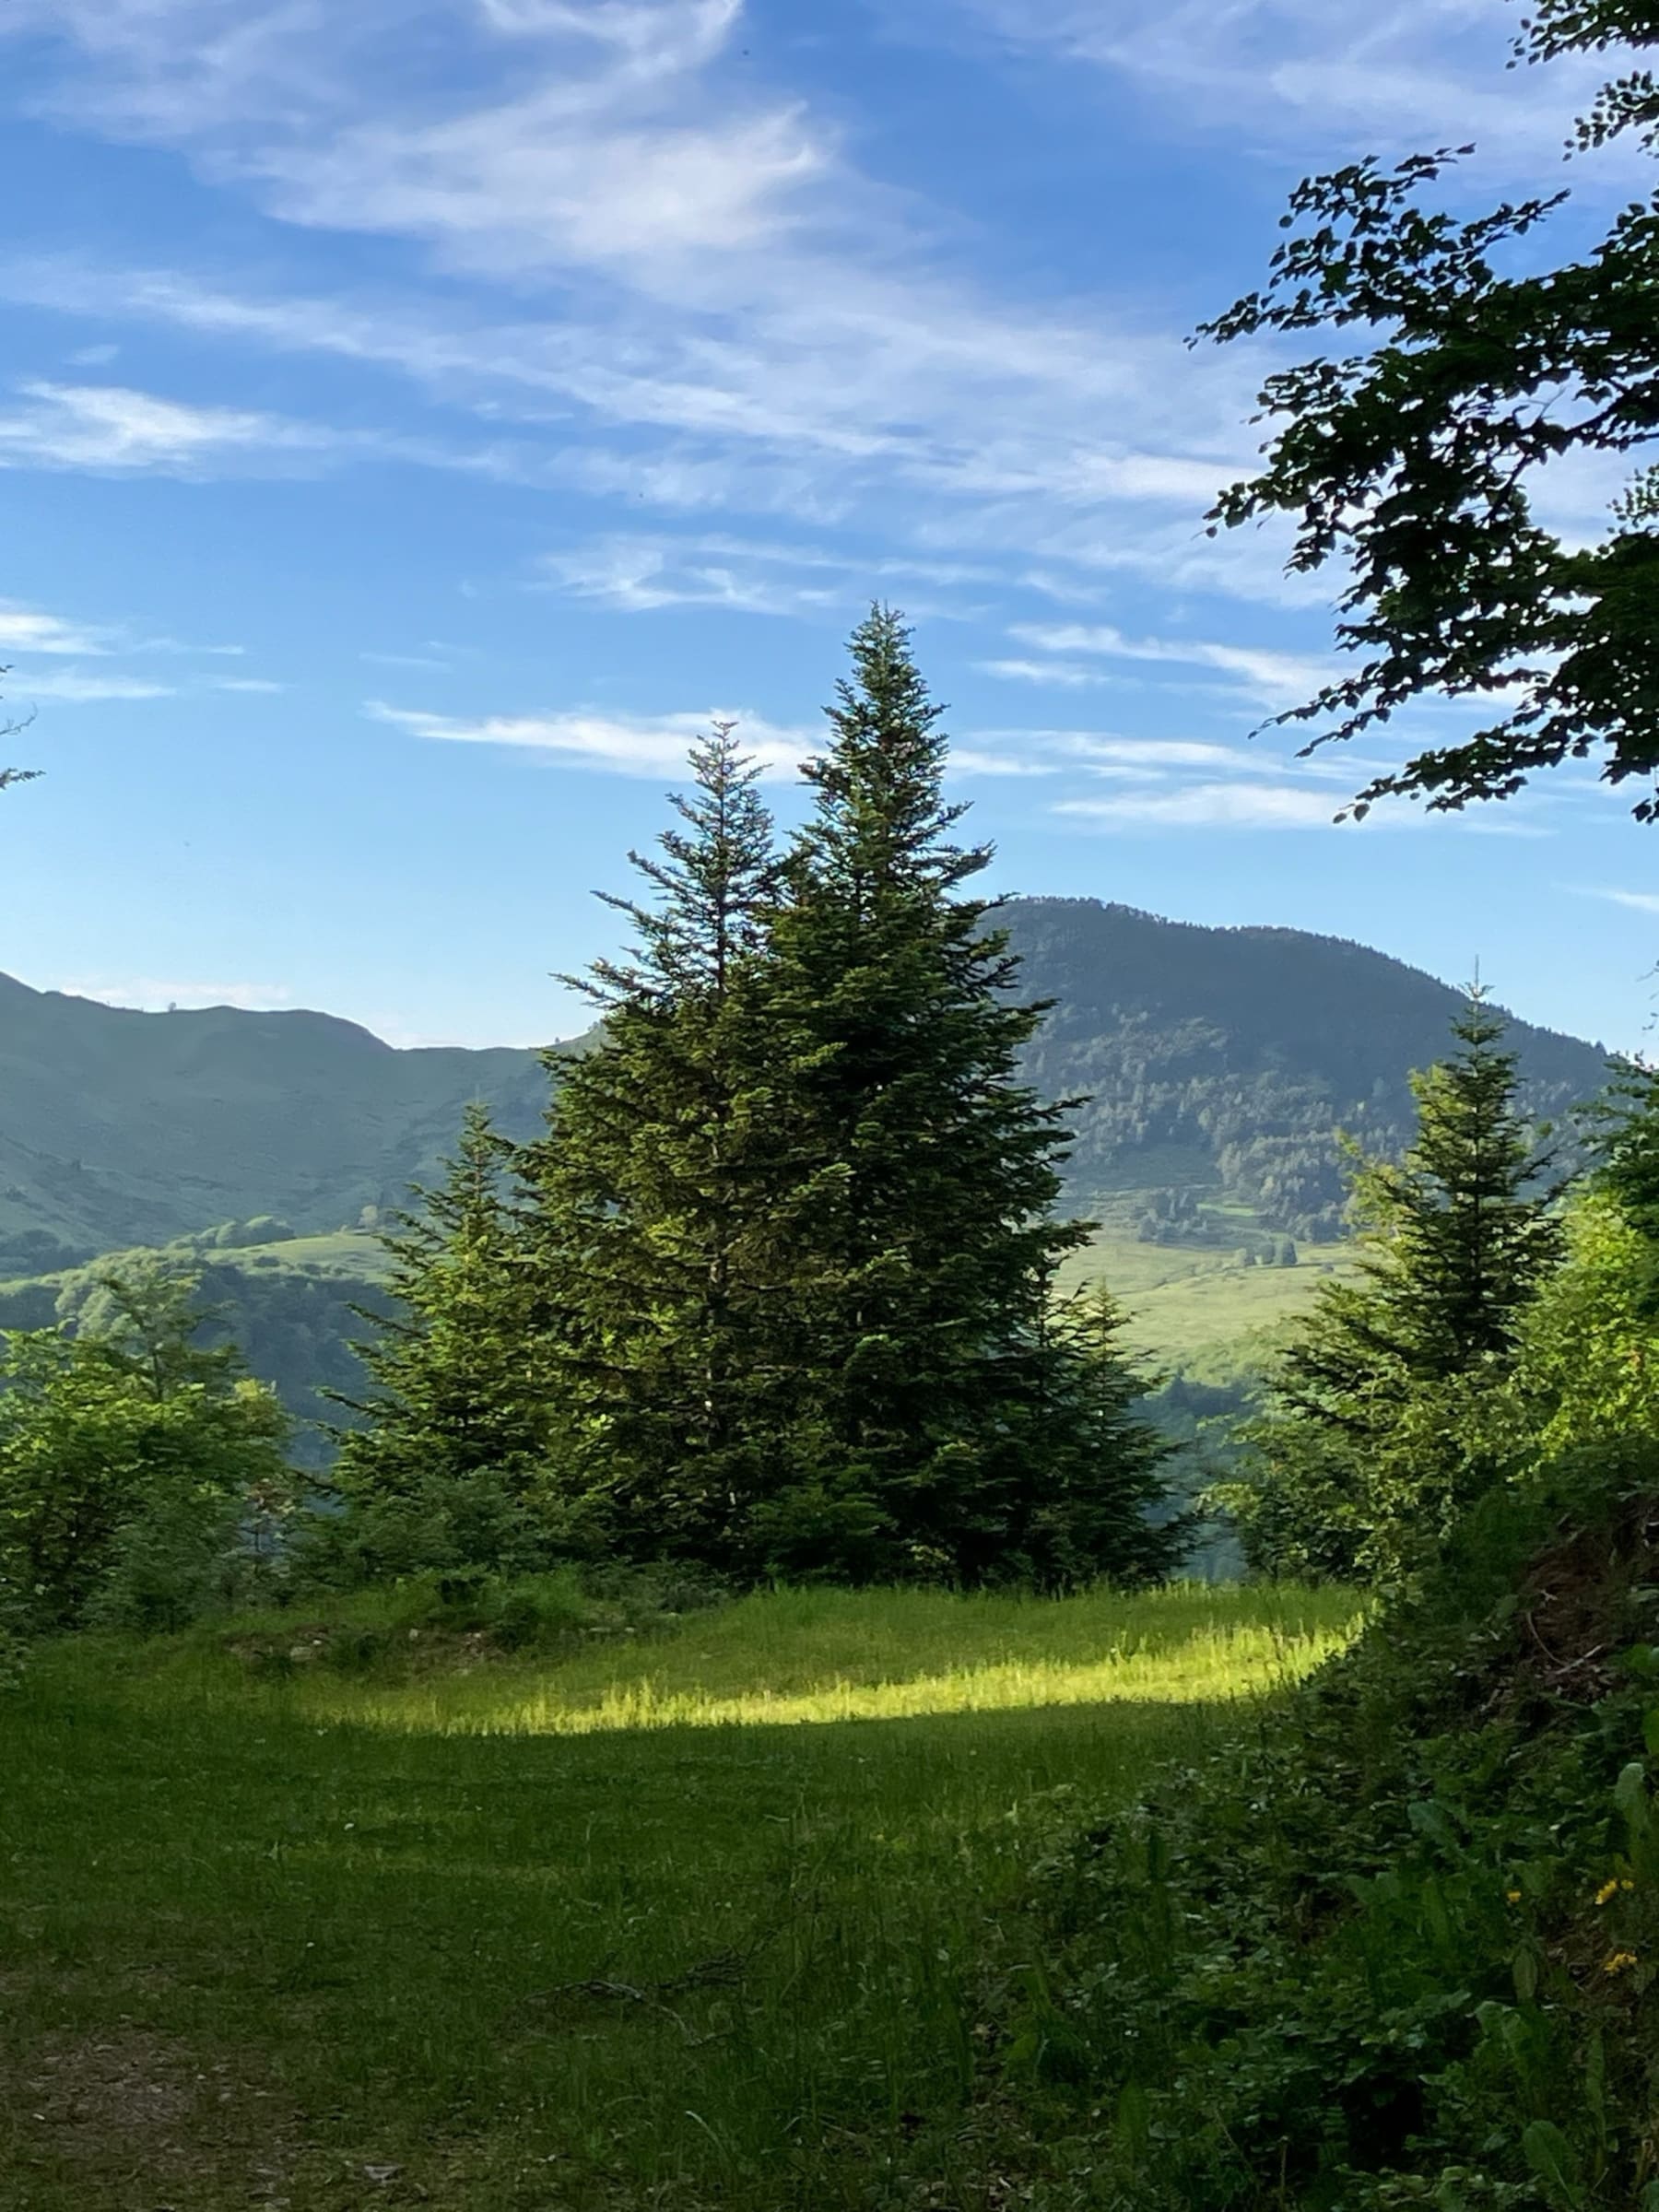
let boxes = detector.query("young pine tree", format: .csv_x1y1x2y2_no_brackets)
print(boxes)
521,724,792,1571
327,1102,547,1576
1226,987,1564,1580
1016,1288,1189,1593
759,606,1105,1583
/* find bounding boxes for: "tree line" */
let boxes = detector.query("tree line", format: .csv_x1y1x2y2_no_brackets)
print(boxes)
5,607,1656,1640
0,613,1186,1645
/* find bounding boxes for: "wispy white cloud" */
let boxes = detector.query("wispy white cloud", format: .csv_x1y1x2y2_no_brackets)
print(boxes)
1575,886,1659,916
536,533,1005,618
1011,621,1332,703
365,698,813,779
370,696,1065,782
212,677,286,694
360,650,454,673
0,381,335,475
0,604,112,656
1056,782,1343,830
538,535,843,617
939,0,1612,167
0,0,1268,595
946,746,1059,778
976,658,1106,689
13,668,174,702
0,597,250,671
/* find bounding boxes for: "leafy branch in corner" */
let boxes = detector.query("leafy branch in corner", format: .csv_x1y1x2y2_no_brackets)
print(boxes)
1197,0,1659,822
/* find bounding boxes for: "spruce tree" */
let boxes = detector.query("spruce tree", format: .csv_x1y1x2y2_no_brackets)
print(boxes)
1016,1288,1189,1593
328,1102,546,1573
521,724,790,1570
760,606,1099,1583
1226,988,1564,1578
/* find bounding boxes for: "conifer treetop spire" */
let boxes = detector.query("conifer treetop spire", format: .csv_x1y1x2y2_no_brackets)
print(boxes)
572,719,778,1012
800,605,985,899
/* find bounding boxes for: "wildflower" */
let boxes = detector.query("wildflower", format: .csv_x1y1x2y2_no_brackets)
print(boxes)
1506,1889,1523,1905
1596,1878,1621,1907
1603,1949,1639,1975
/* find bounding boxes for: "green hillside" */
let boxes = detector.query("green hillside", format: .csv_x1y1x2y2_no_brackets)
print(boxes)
0,971,552,1270
0,902,1608,1276
0,1224,392,1468
1062,1229,1355,1375
1005,899,1606,1239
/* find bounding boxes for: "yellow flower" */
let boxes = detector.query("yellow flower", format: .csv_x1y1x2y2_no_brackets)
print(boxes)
1603,1949,1639,1975
1596,1878,1621,1907
1506,1888,1523,1905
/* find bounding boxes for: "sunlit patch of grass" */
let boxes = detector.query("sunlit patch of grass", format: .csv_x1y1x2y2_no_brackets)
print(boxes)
0,1582,1360,2212
303,1585,1357,1736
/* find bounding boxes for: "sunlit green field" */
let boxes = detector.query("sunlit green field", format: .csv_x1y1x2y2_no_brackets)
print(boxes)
1058,1229,1356,1376
0,1583,1358,2212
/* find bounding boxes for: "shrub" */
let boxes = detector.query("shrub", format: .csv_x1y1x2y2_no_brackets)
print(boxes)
989,1447,1659,2208
0,1326,294,1635
293,1464,592,1591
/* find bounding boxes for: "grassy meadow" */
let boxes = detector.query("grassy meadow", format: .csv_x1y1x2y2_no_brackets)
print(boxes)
1058,1229,1356,1378
0,1583,1358,2212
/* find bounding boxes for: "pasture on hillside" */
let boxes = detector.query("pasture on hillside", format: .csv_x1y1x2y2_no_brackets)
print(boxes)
0,1584,1357,2212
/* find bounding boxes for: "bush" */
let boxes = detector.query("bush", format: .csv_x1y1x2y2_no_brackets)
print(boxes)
0,1324,294,1635
84,1487,246,1635
293,1464,591,1591
986,1448,1659,2208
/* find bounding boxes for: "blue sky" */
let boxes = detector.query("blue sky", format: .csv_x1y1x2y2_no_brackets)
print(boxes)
0,0,1653,1051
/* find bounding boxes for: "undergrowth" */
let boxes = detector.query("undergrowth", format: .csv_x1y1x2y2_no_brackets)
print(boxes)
212,1560,723,1678
960,1452,1659,2210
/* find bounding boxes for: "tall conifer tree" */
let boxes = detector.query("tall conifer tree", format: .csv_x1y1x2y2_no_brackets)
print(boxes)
1226,988,1564,1578
522,724,790,1568
761,606,1099,1582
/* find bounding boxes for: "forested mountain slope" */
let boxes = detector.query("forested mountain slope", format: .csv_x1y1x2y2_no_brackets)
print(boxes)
0,971,549,1270
1006,900,1606,1237
0,900,1609,1270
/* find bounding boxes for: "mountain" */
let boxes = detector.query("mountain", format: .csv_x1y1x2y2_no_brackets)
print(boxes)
1004,900,1608,1240
0,971,548,1271
0,900,1611,1272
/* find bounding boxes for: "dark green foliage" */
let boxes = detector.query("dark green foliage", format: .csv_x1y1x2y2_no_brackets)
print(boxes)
1223,992,1564,1578
0,1265,293,1634
515,621,1181,1588
1200,1,1659,822
295,1465,575,1591
759,608,1105,1583
1018,1290,1190,1593
520,724,792,1573
1588,1059,1659,1305
998,1453,1659,2210
329,1105,545,1559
